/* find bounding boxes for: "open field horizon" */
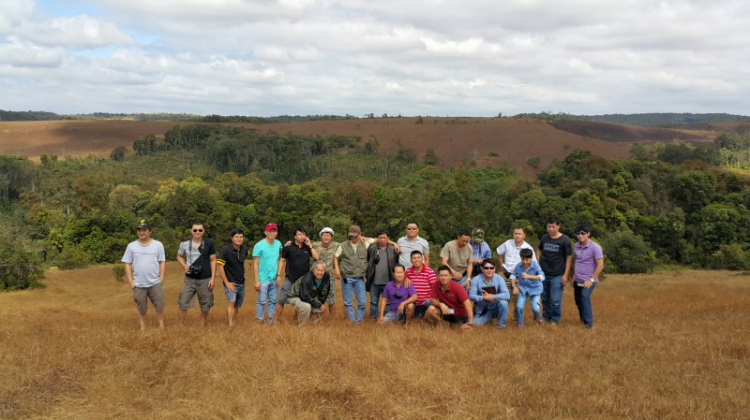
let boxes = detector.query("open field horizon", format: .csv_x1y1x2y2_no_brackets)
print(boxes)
2,263,749,419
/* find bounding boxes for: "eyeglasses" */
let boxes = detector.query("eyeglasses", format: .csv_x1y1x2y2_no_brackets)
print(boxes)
193,229,204,233
482,266,495,270
576,232,588,236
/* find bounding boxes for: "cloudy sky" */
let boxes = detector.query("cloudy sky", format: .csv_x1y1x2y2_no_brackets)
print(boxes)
0,0,747,116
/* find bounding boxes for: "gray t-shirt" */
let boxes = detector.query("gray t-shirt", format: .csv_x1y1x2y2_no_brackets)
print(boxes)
397,236,430,269
122,240,166,287
373,248,391,285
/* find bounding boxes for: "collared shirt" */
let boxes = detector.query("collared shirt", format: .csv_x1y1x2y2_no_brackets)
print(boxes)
468,273,510,305
511,260,545,295
281,243,313,281
496,239,536,273
471,241,491,261
405,265,437,305
218,244,248,284
382,281,417,313
431,281,470,318
440,240,471,273
574,240,604,282
396,235,430,268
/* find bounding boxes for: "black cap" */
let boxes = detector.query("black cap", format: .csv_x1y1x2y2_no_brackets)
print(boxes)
575,225,591,234
136,219,151,230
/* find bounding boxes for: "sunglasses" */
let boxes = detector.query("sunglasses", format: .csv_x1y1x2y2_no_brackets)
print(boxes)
193,229,204,233
482,266,495,270
576,232,588,236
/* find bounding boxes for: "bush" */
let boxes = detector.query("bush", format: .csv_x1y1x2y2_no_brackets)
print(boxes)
56,245,91,270
112,264,126,282
708,244,750,270
0,233,44,291
599,230,657,274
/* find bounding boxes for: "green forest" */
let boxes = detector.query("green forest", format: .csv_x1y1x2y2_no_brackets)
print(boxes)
3,123,750,291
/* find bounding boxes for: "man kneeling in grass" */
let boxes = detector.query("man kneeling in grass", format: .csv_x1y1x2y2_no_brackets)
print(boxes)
377,264,417,326
426,265,474,330
286,261,331,325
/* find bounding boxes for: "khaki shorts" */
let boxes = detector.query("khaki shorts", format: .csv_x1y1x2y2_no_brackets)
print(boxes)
178,277,214,312
133,284,165,315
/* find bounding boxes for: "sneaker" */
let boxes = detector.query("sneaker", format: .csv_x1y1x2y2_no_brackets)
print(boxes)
497,324,506,330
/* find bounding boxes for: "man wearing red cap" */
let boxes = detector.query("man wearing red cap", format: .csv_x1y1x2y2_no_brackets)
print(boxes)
252,223,282,324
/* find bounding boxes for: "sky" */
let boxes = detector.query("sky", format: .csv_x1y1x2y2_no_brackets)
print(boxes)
0,0,748,117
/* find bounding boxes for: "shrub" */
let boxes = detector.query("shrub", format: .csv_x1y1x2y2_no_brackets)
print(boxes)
0,232,44,291
599,230,657,274
112,264,126,282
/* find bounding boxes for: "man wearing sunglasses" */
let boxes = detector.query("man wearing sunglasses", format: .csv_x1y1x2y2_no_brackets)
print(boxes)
572,226,604,329
468,259,510,329
177,222,217,326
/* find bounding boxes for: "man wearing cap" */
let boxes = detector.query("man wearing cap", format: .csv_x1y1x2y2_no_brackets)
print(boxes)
122,220,166,331
338,225,375,322
217,229,249,327
252,223,283,324
396,221,430,269
469,228,492,277
311,227,341,316
440,229,474,289
176,222,217,326
572,225,604,329
277,227,319,320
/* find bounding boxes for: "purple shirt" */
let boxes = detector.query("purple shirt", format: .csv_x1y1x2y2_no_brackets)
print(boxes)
574,240,603,282
382,281,416,312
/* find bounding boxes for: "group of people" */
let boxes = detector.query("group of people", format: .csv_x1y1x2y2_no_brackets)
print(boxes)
121,217,604,331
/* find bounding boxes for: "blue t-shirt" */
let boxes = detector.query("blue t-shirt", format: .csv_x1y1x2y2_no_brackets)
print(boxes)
252,239,282,283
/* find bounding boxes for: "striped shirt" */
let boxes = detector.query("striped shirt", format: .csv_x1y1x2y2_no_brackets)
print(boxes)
405,265,437,305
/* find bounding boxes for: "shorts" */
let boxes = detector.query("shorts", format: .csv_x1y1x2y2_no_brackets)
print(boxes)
381,310,406,324
441,314,469,326
413,300,432,318
133,283,165,315
224,282,246,308
277,277,296,305
178,277,214,312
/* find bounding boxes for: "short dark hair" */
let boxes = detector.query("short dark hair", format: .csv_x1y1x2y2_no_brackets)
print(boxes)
294,227,307,236
513,226,526,234
481,258,494,267
406,221,419,228
393,264,406,273
230,229,244,238
191,222,205,228
457,229,471,238
410,250,423,258
376,228,390,238
437,265,452,275
520,248,533,259
546,217,561,226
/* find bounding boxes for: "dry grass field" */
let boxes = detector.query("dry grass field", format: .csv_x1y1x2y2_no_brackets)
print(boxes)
1,263,748,419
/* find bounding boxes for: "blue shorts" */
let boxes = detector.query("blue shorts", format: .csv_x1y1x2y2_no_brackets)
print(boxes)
224,282,246,308
413,300,431,319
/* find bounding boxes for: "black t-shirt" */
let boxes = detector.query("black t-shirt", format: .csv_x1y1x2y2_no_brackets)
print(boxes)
538,234,573,276
185,239,216,280
218,244,248,284
281,243,313,281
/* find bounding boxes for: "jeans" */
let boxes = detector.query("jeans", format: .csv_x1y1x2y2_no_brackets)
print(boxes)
342,277,366,322
515,292,541,327
472,300,509,328
224,282,246,308
256,282,278,323
542,275,564,323
574,282,596,328
369,284,386,319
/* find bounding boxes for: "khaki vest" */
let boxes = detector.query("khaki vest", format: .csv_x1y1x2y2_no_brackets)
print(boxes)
339,240,368,278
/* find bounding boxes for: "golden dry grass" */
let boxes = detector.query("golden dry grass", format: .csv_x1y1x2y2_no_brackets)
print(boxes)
1,264,749,420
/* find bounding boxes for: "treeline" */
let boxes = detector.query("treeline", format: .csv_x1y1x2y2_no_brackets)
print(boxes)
512,112,750,127
4,124,750,291
0,110,61,121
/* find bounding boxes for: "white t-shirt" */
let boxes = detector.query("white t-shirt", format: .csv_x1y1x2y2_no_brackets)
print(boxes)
496,239,536,273
122,240,166,287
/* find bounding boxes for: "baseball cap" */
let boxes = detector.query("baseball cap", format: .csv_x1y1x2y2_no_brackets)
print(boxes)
265,223,278,232
320,227,334,236
472,228,485,241
348,225,361,237
136,219,151,230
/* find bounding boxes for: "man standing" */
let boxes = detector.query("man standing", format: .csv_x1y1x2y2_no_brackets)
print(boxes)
426,265,474,329
377,264,417,325
217,229,248,328
277,227,319,320
286,261,332,325
497,227,537,289
537,217,573,324
176,222,217,326
122,220,166,331
440,229,474,288
572,225,604,329
396,221,430,269
311,227,341,316
468,259,510,329
404,250,437,319
469,228,492,276
338,225,374,322
253,223,282,324
366,229,399,320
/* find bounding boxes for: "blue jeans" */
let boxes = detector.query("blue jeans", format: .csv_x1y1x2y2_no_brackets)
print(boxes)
369,284,386,319
574,282,596,328
472,300,509,328
542,275,564,323
256,282,278,323
515,292,541,327
342,277,366,322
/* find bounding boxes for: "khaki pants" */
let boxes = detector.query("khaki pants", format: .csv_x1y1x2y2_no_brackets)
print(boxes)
287,297,322,325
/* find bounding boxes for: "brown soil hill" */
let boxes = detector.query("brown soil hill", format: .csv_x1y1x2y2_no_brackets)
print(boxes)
0,117,717,177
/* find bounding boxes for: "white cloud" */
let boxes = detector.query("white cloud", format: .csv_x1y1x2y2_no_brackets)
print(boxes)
17,15,136,47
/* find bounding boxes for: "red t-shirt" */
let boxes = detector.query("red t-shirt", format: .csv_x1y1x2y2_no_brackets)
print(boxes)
431,281,469,318
405,265,437,305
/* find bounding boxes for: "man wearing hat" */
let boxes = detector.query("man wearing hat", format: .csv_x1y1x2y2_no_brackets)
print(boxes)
252,223,283,324
572,225,604,329
337,225,375,322
311,227,341,316
121,220,166,331
469,228,492,278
